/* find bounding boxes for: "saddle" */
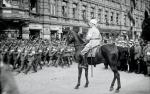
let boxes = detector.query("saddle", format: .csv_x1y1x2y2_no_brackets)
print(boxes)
87,45,100,57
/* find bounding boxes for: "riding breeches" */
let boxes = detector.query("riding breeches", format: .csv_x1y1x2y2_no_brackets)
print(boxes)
81,40,100,55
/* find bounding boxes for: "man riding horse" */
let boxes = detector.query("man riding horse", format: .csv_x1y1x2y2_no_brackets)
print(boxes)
66,19,121,92
80,19,102,67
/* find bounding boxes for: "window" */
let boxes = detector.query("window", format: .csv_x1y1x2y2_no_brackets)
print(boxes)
22,0,29,8
0,0,2,7
90,7,95,19
30,0,38,13
98,9,102,23
82,5,86,20
116,13,119,25
50,0,56,16
110,12,114,23
12,0,19,5
62,1,68,17
72,3,77,18
105,10,108,25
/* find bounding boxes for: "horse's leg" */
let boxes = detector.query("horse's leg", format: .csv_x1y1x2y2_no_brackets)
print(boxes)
115,71,121,93
75,65,82,89
84,65,89,88
110,72,116,91
110,65,121,92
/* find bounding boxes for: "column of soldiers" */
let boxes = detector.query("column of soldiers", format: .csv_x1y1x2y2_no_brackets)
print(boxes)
114,39,150,76
0,39,73,74
103,37,150,76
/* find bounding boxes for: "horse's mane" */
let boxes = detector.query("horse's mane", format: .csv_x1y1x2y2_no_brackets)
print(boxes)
70,30,85,44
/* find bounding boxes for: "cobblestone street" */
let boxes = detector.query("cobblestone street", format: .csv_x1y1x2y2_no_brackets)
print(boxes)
14,63,150,94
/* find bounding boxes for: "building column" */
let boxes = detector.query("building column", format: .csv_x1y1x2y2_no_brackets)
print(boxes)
78,2,82,21
57,0,62,21
68,0,73,20
87,4,91,20
113,11,116,25
121,11,124,26
79,26,82,34
43,24,50,40
101,8,105,24
108,9,111,25
95,5,98,20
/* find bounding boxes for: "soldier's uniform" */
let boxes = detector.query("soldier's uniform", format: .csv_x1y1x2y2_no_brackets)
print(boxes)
81,19,102,55
80,19,102,67
24,48,36,74
17,48,28,72
134,43,142,73
143,42,150,75
35,47,42,69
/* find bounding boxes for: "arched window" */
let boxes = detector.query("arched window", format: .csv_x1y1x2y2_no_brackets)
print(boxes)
30,0,38,13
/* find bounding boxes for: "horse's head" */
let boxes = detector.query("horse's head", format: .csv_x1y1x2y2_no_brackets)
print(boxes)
66,30,85,46
141,10,150,42
66,30,75,45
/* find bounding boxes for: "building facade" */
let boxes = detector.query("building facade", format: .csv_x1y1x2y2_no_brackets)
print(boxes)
0,0,149,40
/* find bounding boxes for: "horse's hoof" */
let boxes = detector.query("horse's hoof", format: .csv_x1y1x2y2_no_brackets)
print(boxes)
109,87,114,91
115,89,120,93
74,84,80,89
74,86,79,89
84,83,89,88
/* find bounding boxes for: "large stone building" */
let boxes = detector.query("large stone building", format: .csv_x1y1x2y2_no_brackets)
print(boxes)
0,0,149,40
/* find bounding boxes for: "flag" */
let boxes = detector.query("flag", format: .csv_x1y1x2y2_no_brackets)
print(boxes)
127,10,135,26
127,0,137,26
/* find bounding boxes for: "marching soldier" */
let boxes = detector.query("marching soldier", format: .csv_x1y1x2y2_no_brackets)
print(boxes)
24,47,37,74
34,46,42,70
17,47,28,73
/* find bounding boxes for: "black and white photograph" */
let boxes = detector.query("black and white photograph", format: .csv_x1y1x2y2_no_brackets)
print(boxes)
0,0,150,94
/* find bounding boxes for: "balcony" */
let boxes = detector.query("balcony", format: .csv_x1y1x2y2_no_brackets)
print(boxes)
0,7,30,21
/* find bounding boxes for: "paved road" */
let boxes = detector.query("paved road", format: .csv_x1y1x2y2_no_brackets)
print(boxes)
14,63,150,94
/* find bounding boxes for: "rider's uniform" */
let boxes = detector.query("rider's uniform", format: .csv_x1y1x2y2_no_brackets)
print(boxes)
81,19,102,55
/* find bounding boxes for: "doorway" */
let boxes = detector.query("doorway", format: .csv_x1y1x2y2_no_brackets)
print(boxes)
51,30,58,41
29,29,40,40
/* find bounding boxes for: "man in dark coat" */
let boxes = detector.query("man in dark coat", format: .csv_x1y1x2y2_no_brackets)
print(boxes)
129,44,135,72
